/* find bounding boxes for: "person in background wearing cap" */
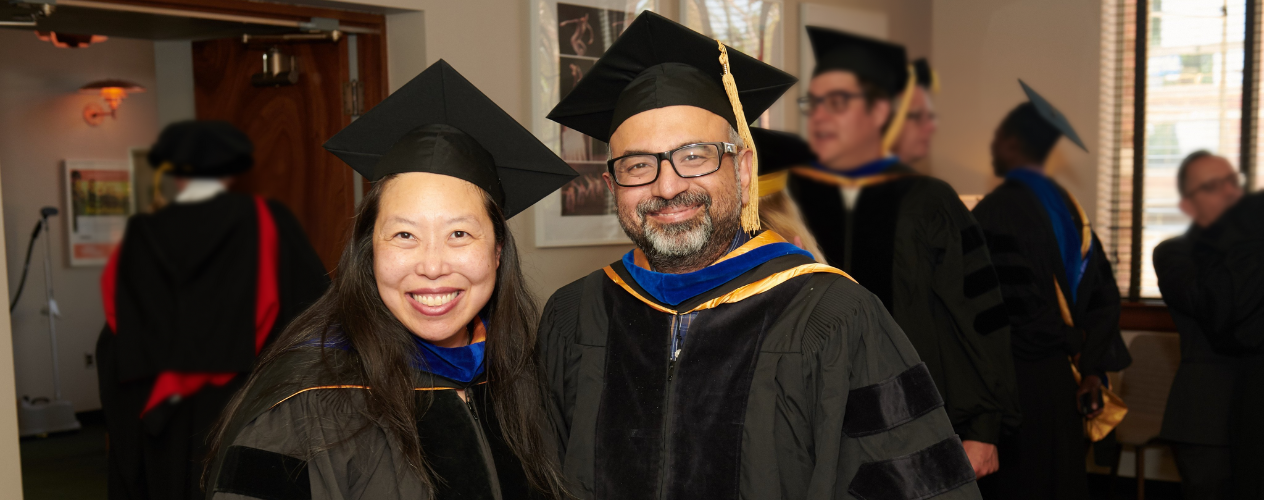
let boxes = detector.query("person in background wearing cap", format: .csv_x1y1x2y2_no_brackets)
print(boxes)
95,120,329,500
892,58,938,167
539,12,979,499
751,127,824,261
791,27,1018,480
1154,151,1245,500
972,82,1131,499
202,61,574,499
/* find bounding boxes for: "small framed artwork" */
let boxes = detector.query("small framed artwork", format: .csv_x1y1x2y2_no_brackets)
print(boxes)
64,159,133,266
530,0,656,247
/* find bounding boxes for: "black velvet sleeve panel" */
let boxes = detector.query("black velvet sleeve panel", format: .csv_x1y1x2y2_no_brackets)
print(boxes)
768,274,980,499
847,437,975,500
843,363,944,437
213,445,312,500
911,179,1019,443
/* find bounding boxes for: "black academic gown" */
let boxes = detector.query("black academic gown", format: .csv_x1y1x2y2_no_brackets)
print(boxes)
537,246,981,500
97,193,328,500
786,164,1020,446
1189,192,1264,499
204,346,537,500
971,178,1130,500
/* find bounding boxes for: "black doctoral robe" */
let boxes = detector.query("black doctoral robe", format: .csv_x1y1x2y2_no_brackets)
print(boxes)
1189,192,1264,499
203,346,537,500
537,238,980,499
97,193,329,500
1154,228,1241,449
971,178,1130,500
786,164,1020,445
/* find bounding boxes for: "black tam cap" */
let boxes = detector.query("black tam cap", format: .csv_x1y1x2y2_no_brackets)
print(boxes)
148,120,253,178
807,26,908,96
751,128,815,176
323,60,577,219
913,58,935,90
1019,80,1087,152
547,11,797,143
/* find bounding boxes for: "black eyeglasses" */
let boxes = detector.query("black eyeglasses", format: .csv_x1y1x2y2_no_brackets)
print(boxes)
1185,172,1245,198
607,142,738,187
797,90,863,115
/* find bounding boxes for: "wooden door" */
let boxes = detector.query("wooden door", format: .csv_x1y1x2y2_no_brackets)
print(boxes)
192,32,387,271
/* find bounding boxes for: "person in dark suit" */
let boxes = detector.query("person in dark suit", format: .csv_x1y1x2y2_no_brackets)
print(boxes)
1153,150,1244,500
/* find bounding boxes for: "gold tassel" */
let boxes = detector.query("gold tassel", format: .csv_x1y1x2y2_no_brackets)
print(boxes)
881,64,918,155
717,41,761,233
929,67,941,94
152,162,173,210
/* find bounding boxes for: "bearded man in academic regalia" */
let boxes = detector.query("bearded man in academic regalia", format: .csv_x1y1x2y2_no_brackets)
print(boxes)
96,120,329,500
537,12,980,499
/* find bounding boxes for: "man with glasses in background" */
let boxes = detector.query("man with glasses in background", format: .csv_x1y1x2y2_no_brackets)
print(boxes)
786,27,1018,481
1154,151,1247,500
892,58,939,167
537,12,980,499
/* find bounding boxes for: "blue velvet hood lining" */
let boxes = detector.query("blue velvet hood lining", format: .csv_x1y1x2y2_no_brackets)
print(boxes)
621,235,813,306
811,155,899,179
1007,168,1090,302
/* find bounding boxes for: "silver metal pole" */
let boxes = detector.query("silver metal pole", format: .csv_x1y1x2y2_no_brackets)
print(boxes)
40,215,61,401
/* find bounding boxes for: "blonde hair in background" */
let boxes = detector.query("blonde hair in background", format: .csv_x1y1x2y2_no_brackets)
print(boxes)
758,191,825,263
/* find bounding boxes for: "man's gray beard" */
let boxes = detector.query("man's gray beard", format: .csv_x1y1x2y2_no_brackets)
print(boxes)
618,188,741,272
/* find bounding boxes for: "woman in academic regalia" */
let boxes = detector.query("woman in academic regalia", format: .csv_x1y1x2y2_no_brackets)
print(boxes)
202,60,576,499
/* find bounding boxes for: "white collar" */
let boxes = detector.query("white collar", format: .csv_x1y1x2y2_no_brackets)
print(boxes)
174,179,228,204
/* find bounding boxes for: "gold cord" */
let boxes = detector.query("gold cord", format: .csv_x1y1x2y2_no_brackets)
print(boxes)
152,162,173,210
717,41,761,233
881,64,918,155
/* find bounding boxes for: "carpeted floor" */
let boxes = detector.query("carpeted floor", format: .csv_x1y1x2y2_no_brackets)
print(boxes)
19,413,108,500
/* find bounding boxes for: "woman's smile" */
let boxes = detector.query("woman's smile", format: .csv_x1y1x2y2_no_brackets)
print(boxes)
406,288,464,316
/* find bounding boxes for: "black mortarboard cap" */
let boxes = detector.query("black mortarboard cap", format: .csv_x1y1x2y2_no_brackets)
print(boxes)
1019,79,1087,151
913,58,934,89
547,11,797,143
807,26,908,96
148,120,253,177
323,60,578,218
751,128,815,176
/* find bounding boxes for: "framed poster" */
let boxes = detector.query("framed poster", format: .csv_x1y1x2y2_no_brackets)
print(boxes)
64,160,133,266
530,0,656,247
681,0,785,129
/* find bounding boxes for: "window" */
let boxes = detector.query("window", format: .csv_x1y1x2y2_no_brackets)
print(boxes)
681,0,783,128
1099,0,1258,300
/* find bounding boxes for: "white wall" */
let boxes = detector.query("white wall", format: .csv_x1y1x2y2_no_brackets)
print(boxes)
153,40,196,127
0,30,161,412
930,0,1102,216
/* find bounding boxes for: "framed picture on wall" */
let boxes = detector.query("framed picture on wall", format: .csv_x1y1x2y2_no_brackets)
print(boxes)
63,159,133,267
530,0,656,247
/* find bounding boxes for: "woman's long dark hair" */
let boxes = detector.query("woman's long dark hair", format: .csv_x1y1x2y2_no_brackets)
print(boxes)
205,175,567,497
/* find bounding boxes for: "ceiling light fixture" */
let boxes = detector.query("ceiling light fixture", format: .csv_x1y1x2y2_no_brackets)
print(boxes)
36,31,107,48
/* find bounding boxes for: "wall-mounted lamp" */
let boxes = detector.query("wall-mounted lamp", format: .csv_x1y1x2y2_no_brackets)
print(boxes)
80,79,145,126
